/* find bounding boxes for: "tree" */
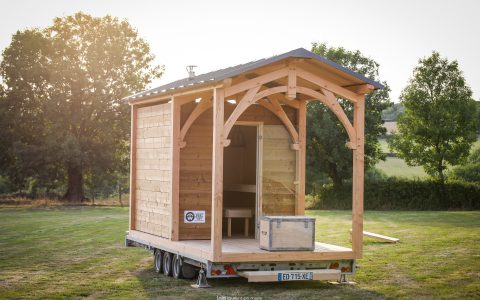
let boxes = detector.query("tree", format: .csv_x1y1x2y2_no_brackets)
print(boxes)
307,43,391,188
389,52,477,183
449,145,480,184
0,12,162,201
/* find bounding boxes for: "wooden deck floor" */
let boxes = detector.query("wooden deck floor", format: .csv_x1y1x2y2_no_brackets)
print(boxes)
128,230,355,263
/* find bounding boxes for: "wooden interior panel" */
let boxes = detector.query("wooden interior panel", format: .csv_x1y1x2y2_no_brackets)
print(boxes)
135,103,172,238
262,125,296,215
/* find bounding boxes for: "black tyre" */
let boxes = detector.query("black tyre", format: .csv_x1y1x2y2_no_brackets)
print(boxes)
162,252,173,276
181,263,197,279
172,255,183,279
154,250,163,273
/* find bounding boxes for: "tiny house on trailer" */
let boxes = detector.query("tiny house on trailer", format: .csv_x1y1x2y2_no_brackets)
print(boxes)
124,48,383,284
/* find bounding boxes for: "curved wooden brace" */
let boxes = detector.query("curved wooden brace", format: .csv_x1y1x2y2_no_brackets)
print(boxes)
258,98,299,145
223,86,261,142
179,98,212,148
251,86,287,102
296,86,356,148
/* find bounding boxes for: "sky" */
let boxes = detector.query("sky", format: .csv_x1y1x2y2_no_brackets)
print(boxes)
0,0,479,102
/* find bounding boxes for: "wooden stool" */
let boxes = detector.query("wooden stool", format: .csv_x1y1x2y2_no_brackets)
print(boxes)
224,208,252,237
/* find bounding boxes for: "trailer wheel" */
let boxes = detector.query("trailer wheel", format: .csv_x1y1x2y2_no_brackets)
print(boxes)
181,263,196,279
154,250,163,273
172,255,183,279
162,252,173,276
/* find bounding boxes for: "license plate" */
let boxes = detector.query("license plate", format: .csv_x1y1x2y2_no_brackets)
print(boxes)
277,271,314,281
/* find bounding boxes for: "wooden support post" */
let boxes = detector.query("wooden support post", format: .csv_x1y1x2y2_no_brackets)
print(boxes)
211,87,225,261
171,96,180,241
296,100,307,215
129,105,138,231
352,95,365,258
287,64,297,100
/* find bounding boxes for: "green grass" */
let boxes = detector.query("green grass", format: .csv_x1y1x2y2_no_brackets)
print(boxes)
376,157,428,178
1,207,479,299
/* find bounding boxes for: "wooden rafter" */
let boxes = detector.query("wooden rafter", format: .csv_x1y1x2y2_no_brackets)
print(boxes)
258,98,299,145
344,83,375,95
224,67,289,98
178,97,212,148
296,86,356,147
296,67,361,102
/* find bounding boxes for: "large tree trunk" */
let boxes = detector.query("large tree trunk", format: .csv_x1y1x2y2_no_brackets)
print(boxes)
64,165,84,202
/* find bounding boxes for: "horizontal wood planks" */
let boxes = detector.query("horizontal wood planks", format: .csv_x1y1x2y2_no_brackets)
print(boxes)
262,125,296,215
135,103,172,238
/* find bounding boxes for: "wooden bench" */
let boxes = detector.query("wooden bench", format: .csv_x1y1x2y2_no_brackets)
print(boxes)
225,208,252,237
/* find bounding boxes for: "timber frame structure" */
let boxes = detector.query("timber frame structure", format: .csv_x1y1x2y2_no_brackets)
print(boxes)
124,48,383,268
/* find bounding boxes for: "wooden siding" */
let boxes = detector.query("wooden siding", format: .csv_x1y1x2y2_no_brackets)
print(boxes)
135,103,172,238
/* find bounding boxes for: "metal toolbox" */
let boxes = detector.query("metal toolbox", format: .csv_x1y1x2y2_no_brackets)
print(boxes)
259,216,316,251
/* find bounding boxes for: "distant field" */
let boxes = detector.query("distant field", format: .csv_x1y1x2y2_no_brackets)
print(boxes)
0,207,479,299
376,138,479,179
377,139,427,178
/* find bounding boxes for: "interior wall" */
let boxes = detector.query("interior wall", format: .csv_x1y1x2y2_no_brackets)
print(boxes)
178,101,297,240
262,125,297,215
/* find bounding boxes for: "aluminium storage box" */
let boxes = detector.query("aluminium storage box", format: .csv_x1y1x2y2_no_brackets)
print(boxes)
259,216,315,251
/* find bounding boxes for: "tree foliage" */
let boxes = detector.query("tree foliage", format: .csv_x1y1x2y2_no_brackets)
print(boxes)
307,42,391,188
0,12,162,200
449,145,480,184
389,52,477,183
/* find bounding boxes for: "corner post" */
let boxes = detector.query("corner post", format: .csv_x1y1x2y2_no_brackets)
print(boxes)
211,87,225,261
352,95,365,257
171,96,180,240
296,100,307,215
129,104,138,231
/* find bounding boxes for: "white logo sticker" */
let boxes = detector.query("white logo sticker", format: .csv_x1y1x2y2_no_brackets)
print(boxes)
184,210,206,223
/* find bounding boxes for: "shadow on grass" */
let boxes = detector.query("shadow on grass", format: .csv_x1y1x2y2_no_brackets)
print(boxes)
135,261,387,300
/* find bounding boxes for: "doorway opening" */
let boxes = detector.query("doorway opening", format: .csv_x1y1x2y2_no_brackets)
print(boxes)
223,124,261,239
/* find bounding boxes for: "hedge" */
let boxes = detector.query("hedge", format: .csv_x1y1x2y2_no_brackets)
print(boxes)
310,178,480,210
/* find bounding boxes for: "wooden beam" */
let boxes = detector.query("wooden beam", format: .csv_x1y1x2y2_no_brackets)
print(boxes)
129,105,138,231
296,100,306,215
171,96,180,241
211,87,225,261
179,97,212,148
223,86,261,142
296,86,356,147
258,98,299,145
296,67,361,102
286,64,297,100
224,67,289,97
128,84,220,106
352,95,365,258
344,84,375,95
270,93,300,109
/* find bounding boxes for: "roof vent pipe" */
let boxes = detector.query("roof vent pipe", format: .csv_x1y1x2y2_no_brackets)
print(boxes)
186,65,197,79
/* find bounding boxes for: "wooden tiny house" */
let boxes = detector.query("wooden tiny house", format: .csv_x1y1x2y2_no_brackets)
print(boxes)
125,48,383,283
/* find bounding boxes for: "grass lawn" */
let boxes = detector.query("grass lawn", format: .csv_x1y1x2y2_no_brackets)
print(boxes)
0,207,479,299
